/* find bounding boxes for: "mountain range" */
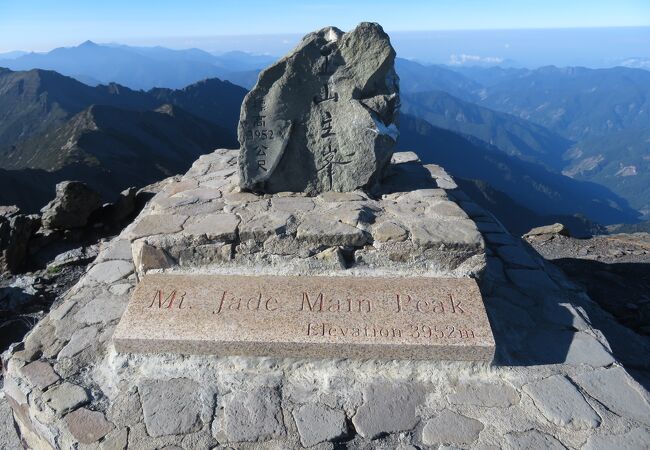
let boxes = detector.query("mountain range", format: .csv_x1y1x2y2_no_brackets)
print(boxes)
398,61,650,218
0,41,275,90
0,68,244,211
0,41,648,232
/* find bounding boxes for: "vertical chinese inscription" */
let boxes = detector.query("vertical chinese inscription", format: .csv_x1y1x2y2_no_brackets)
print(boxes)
313,47,354,190
242,97,275,173
239,92,292,186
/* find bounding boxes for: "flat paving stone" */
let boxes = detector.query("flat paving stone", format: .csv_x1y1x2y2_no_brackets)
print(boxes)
526,330,614,367
575,367,650,426
0,396,21,449
20,360,60,389
582,427,650,450
427,200,469,219
318,192,366,202
297,215,367,247
542,302,589,331
447,382,519,408
140,378,203,437
74,296,125,325
352,382,422,439
221,386,285,442
99,239,132,261
292,403,347,447
271,196,315,212
506,268,558,292
523,375,600,430
182,213,240,241
496,245,538,268
409,219,482,249
504,430,566,450
64,407,114,444
238,212,291,242
372,220,408,243
99,428,128,450
86,260,133,284
57,325,99,359
128,214,187,240
43,382,89,414
421,410,483,446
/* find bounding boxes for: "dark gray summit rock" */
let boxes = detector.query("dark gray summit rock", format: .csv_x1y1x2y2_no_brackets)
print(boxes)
41,181,102,229
238,22,399,194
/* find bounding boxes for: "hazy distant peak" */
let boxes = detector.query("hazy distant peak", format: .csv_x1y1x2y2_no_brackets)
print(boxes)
79,40,99,48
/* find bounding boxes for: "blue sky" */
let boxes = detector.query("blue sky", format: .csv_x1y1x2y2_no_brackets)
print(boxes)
1,0,649,52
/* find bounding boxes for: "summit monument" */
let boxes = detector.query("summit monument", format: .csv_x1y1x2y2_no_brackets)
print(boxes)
239,23,399,193
4,22,648,450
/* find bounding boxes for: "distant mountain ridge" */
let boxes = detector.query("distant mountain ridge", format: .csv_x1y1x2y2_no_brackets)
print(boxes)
398,114,639,226
401,90,572,170
1,47,647,227
0,41,275,90
399,60,650,219
0,67,245,211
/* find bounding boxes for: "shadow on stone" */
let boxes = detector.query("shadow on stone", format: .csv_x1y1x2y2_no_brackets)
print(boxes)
375,161,438,195
479,256,575,368
552,258,650,389
0,286,39,352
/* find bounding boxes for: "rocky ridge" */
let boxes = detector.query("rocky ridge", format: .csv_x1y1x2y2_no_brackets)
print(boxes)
1,149,648,449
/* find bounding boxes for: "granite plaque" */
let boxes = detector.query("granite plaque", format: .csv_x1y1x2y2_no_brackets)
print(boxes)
113,274,495,361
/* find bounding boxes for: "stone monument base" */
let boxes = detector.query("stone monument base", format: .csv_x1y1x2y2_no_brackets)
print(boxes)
2,150,649,449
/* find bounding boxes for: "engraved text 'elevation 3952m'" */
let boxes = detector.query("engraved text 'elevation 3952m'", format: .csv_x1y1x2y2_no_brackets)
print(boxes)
113,274,495,361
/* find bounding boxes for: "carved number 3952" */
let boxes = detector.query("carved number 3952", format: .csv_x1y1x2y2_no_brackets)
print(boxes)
246,129,274,140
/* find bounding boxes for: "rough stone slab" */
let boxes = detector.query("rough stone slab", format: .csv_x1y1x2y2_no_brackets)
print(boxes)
373,220,408,243
352,382,422,439
574,367,650,425
113,273,495,361
86,260,133,284
219,386,285,442
20,360,60,389
64,407,114,444
182,213,240,241
504,430,566,450
42,382,89,414
583,428,650,450
526,330,614,367
421,410,483,446
57,325,99,359
128,214,187,240
409,219,482,249
391,151,420,164
447,382,519,408
238,23,398,194
0,396,21,450
523,375,600,430
74,295,125,325
297,214,367,247
293,403,347,447
140,378,203,437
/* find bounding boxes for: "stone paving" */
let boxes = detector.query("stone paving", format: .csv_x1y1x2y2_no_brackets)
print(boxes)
1,149,649,449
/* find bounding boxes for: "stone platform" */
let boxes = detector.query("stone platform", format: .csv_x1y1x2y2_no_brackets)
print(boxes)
2,150,650,449
129,149,485,279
